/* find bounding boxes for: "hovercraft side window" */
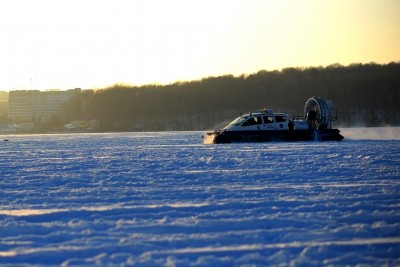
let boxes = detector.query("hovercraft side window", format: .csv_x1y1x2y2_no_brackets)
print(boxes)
263,116,274,124
242,116,262,127
275,116,287,123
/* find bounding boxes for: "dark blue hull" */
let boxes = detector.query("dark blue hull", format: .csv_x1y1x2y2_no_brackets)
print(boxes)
207,129,344,144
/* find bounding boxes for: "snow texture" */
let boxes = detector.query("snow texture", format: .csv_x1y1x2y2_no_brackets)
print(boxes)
1,128,399,266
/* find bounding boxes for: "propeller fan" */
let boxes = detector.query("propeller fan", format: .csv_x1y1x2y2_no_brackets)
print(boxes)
304,97,332,130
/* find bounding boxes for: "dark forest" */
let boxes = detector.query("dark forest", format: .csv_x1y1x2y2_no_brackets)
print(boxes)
62,62,399,131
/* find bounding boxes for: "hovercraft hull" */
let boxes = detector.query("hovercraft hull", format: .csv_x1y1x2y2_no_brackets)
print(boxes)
207,129,344,144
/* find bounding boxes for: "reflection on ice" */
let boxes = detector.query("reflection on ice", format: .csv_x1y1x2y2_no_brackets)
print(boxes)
0,202,213,217
0,209,65,216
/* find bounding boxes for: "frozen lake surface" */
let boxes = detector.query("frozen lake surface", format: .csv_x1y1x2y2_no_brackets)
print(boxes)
1,128,400,266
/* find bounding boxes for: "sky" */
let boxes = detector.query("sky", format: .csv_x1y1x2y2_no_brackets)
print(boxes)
0,0,399,90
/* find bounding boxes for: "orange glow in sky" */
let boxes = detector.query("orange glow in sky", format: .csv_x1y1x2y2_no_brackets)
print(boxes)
0,0,399,90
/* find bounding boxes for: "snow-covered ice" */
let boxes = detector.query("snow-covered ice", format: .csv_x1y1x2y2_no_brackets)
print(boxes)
1,128,399,266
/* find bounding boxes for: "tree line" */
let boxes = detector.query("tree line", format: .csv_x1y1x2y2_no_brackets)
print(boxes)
60,62,399,131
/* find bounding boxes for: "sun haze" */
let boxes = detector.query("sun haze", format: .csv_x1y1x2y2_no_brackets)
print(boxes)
0,0,399,90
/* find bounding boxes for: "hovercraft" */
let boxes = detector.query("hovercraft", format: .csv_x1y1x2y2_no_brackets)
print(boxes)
206,97,344,144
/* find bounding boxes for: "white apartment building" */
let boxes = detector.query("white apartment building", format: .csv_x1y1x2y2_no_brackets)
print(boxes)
8,88,81,122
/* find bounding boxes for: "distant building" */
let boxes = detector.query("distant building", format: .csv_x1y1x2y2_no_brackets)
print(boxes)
8,88,81,122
